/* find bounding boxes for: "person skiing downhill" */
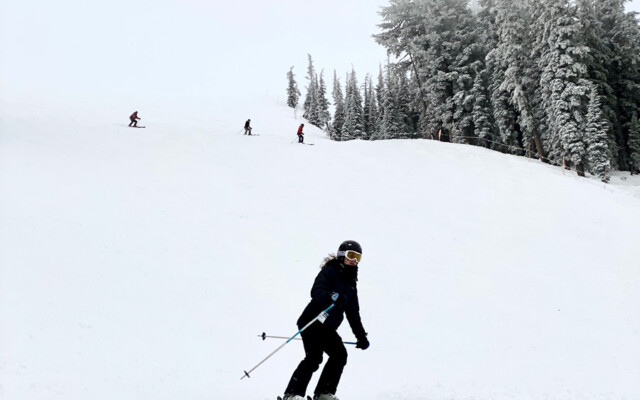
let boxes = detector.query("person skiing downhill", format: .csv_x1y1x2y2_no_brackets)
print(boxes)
244,119,252,135
282,240,370,400
297,123,304,143
129,111,141,127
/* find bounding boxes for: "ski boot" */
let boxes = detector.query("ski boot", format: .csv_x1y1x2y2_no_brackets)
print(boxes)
281,394,305,400
314,394,340,400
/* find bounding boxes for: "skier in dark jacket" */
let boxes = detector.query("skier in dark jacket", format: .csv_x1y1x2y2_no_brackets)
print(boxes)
283,240,370,400
129,111,141,127
244,119,252,135
297,123,304,143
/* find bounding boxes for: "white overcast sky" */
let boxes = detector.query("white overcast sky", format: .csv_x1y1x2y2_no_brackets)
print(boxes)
1,0,640,103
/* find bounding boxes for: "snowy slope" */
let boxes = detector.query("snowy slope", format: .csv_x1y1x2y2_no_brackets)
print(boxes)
1,93,639,400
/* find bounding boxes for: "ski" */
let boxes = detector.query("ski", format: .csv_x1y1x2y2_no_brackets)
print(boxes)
128,126,146,128
275,397,312,400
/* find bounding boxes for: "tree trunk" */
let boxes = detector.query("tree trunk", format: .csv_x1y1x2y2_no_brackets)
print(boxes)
531,127,546,163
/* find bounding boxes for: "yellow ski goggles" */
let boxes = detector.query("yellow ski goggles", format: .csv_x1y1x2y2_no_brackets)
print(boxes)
339,250,362,263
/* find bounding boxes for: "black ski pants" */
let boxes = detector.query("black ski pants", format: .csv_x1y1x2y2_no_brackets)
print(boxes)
129,117,137,127
298,134,304,143
284,322,347,397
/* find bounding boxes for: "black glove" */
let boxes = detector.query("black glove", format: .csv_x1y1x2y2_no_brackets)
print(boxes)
330,292,345,307
356,335,370,350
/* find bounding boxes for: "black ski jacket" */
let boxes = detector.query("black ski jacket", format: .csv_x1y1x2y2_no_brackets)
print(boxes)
297,258,367,340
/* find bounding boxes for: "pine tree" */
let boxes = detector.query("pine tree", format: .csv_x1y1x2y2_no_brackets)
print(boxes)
304,76,321,127
377,64,404,140
331,71,346,141
477,0,502,147
375,66,386,136
471,68,494,146
628,112,640,173
303,54,321,127
286,66,301,110
534,0,591,174
342,70,366,140
604,2,640,170
363,75,373,138
585,84,612,182
448,3,486,144
317,70,331,130
377,0,490,142
363,74,379,139
486,54,519,151
397,70,415,138
485,0,544,157
303,54,316,113
577,0,617,165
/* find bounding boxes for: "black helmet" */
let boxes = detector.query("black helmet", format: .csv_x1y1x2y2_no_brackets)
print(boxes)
338,240,362,255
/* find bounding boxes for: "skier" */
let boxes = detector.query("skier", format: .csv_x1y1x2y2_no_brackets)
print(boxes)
129,111,141,127
244,119,252,135
282,240,370,400
297,123,304,143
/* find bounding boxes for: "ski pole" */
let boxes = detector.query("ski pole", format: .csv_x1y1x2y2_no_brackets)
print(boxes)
241,304,335,380
258,332,356,346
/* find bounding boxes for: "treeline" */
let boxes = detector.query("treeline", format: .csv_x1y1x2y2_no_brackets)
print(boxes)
287,0,640,181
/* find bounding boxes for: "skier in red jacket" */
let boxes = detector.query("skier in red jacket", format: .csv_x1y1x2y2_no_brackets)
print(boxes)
129,111,141,127
297,123,304,143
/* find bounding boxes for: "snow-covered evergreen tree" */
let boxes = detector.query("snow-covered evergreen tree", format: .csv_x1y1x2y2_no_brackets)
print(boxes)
628,112,640,173
447,4,486,144
331,71,346,141
302,54,321,128
367,75,380,138
603,1,640,170
286,66,301,111
375,65,404,140
576,0,617,165
317,70,331,130
585,84,612,182
485,0,544,157
377,0,489,142
397,70,417,138
375,66,386,136
342,70,366,140
534,0,591,174
486,54,520,151
363,75,377,139
304,77,321,127
477,0,502,147
303,54,316,113
375,0,432,136
471,68,494,145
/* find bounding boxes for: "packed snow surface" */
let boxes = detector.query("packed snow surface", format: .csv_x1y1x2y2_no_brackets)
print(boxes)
1,93,639,400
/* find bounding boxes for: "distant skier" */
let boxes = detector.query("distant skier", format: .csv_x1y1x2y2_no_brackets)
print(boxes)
244,119,252,135
129,111,141,127
282,240,370,400
297,123,304,143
